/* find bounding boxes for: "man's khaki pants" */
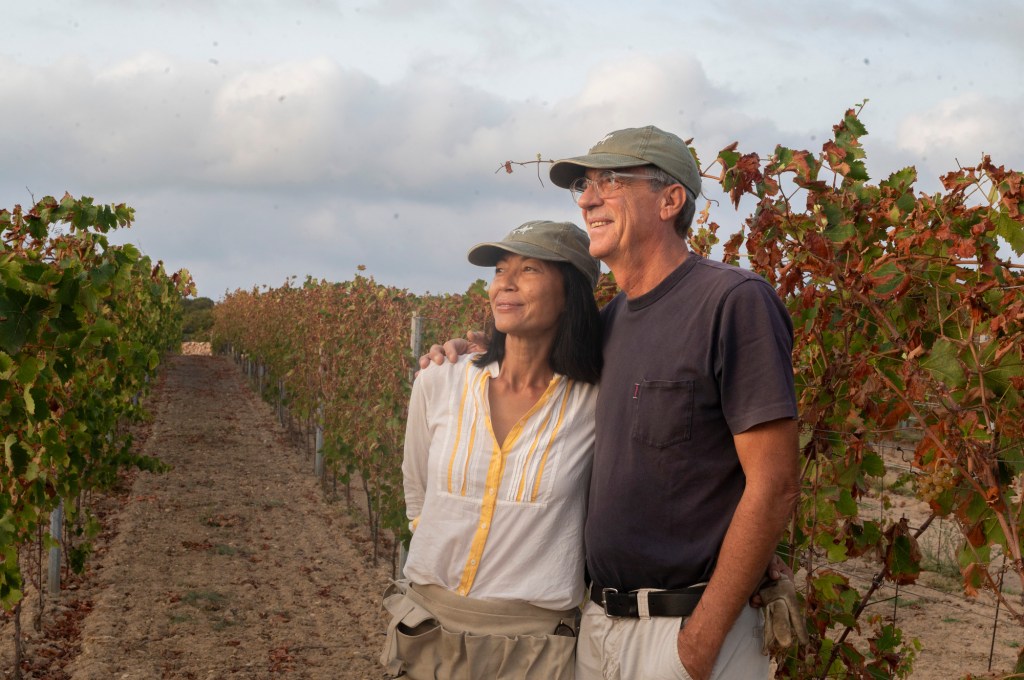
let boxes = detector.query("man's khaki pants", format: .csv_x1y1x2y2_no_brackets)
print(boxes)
574,600,767,680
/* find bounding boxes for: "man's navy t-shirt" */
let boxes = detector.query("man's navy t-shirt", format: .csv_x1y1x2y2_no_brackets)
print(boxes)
586,254,797,592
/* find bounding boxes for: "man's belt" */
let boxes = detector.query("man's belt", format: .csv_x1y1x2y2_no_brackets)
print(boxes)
590,583,705,618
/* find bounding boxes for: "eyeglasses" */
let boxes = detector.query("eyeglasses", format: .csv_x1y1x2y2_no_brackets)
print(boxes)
568,171,653,202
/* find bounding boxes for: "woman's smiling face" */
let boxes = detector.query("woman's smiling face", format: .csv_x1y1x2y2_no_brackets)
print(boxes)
489,253,565,340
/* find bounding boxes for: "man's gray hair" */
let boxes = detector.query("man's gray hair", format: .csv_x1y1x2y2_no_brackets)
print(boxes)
643,166,698,239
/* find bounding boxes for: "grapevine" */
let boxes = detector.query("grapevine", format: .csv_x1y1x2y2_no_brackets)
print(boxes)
717,105,1024,677
1,194,192,673
212,273,490,564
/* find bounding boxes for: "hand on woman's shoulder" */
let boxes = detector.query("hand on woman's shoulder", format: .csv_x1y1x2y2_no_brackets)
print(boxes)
415,352,480,384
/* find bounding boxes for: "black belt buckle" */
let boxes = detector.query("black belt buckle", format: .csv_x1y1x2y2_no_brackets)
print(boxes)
600,587,618,618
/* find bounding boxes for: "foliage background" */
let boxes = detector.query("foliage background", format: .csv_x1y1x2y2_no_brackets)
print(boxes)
180,297,215,342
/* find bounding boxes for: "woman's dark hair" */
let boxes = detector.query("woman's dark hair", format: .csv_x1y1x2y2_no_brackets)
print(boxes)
472,260,602,384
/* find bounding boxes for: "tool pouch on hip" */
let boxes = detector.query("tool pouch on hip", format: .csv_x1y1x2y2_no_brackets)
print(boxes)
379,579,437,676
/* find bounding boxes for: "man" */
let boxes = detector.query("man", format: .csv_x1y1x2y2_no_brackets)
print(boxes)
428,126,800,679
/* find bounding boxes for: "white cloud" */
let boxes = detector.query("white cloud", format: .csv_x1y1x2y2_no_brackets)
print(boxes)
2,44,759,202
897,94,1023,167
204,58,364,185
96,52,177,81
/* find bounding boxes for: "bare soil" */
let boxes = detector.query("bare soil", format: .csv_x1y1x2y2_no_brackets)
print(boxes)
2,351,391,679
1,348,1022,678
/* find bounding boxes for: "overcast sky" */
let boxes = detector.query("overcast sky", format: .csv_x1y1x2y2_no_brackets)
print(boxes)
3,1,1022,299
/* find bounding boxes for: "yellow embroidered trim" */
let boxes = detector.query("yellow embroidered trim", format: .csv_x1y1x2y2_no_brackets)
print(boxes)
460,370,490,496
515,411,550,502
531,380,573,502
445,361,474,494
456,439,504,595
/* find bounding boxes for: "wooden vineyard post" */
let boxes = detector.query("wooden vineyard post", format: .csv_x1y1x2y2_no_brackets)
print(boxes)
398,313,425,577
409,314,424,385
315,402,325,480
47,500,63,594
278,379,286,427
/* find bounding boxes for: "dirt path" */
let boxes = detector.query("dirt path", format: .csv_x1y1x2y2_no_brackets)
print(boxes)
55,354,391,679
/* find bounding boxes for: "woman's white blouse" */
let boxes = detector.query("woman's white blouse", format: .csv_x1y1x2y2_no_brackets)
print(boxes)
402,354,597,610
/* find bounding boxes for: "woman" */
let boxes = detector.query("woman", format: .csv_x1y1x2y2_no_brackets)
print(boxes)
380,220,602,680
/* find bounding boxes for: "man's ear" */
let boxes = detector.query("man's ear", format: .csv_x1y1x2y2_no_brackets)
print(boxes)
659,184,687,222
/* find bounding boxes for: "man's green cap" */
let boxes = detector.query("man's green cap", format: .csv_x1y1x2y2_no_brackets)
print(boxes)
550,125,701,197
467,220,600,289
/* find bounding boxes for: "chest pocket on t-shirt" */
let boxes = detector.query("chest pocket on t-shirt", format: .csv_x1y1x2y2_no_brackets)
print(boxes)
631,379,694,449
